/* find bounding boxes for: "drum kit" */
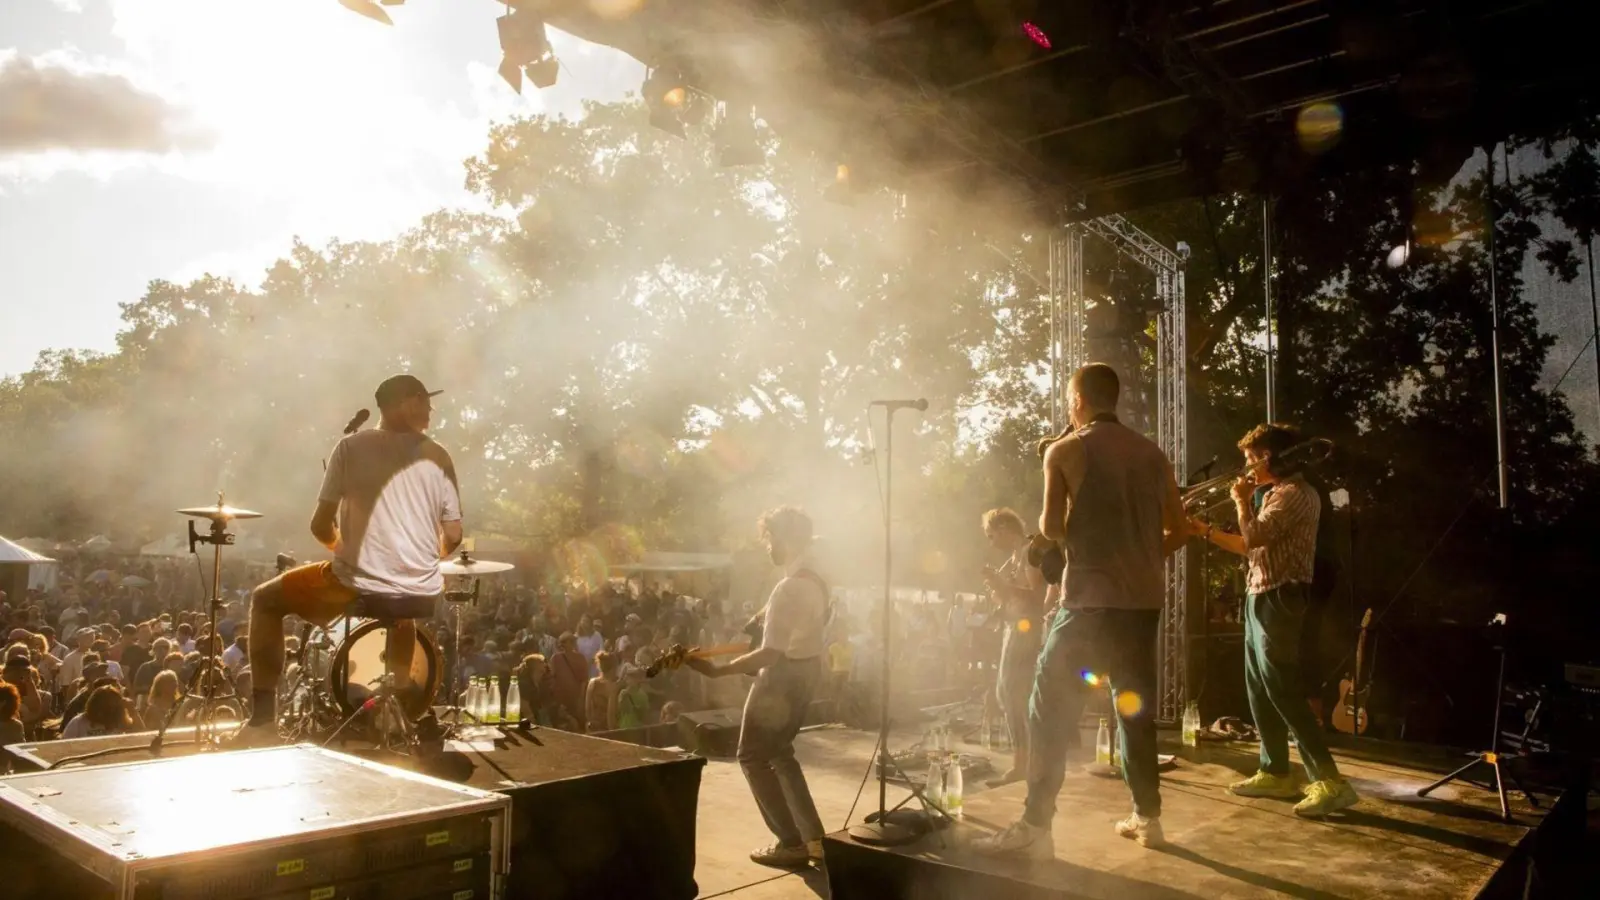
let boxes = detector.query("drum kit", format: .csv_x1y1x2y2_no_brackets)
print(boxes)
150,494,518,754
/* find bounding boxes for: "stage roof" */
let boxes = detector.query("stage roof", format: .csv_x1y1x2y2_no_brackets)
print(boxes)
523,0,1600,219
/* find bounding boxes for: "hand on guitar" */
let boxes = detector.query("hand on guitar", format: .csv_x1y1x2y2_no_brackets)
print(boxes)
647,643,720,678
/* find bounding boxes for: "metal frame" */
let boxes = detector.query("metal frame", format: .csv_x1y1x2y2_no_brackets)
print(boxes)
1051,214,1189,723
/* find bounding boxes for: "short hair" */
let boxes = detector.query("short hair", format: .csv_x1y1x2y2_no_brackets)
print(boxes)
1238,423,1304,475
596,649,617,676
1070,363,1120,410
981,508,1027,536
757,506,814,547
121,625,136,637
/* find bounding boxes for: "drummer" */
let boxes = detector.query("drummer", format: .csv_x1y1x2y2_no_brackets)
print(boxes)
229,375,464,746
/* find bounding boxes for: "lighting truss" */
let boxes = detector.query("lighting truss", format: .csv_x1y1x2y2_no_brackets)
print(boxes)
1050,214,1188,724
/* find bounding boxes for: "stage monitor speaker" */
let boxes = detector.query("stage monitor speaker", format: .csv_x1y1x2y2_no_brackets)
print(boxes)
678,708,741,757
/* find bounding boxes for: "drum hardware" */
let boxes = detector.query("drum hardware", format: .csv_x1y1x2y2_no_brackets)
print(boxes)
152,493,262,754
438,548,515,732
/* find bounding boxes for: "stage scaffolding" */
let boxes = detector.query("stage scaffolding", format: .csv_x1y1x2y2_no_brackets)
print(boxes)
1049,215,1189,724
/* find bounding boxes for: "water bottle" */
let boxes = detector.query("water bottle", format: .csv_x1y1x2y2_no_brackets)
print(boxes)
1182,701,1200,749
468,678,485,722
1095,717,1112,767
485,676,502,724
945,753,965,818
505,678,522,724
925,754,947,810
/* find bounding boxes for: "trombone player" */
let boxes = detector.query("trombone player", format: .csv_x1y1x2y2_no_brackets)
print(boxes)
1189,423,1359,818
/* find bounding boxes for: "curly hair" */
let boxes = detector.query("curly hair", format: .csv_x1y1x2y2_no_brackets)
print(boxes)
757,506,813,547
981,508,1027,537
1238,423,1304,476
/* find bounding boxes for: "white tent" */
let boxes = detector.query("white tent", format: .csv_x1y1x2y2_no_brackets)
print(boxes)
0,535,56,595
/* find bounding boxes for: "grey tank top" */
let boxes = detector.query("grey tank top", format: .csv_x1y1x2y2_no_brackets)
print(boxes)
1062,419,1169,611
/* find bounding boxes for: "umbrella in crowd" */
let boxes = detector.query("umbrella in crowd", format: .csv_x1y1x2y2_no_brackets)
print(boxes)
81,535,114,553
120,575,152,588
86,569,114,583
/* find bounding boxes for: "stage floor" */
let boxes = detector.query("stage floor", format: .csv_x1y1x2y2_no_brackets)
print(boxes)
693,726,1576,899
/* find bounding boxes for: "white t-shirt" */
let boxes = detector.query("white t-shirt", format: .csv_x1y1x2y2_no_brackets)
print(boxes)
320,429,462,597
760,556,828,661
222,644,246,672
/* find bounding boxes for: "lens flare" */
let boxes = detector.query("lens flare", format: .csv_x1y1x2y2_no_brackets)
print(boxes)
835,163,851,184
662,87,687,108
1081,670,1101,687
1017,618,1032,634
1022,22,1051,50
1295,101,1343,154
1115,690,1144,718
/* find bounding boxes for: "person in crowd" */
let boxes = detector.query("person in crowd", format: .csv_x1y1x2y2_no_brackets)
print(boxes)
616,664,651,730
585,649,620,733
116,624,150,686
515,653,572,729
222,633,248,673
134,638,172,698
144,670,180,729
549,632,590,731
58,627,94,688
2,656,46,738
62,684,134,739
976,363,1188,858
1190,423,1360,818
0,683,25,755
575,616,604,676
684,506,829,869
175,622,196,654
659,700,684,725
825,621,854,701
89,640,124,683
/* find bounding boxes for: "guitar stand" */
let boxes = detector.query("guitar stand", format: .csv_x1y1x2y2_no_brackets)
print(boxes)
1416,641,1539,822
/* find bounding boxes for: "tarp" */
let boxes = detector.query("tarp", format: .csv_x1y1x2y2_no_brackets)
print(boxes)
0,535,55,565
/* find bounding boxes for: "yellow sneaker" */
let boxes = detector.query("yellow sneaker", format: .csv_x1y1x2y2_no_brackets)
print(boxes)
1294,779,1359,818
1228,771,1302,799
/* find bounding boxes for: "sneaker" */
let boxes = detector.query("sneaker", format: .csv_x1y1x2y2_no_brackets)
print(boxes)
218,721,280,750
1228,771,1302,799
750,843,812,868
971,818,1055,860
1294,779,1359,818
1115,813,1165,848
806,839,824,863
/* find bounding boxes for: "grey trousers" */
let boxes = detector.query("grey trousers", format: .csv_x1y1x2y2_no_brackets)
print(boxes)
738,655,826,847
997,623,1041,749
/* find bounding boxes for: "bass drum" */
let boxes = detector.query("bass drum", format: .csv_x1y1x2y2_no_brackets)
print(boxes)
328,618,441,720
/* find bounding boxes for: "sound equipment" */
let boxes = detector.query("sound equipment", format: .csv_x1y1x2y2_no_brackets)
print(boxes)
0,745,509,900
677,708,742,757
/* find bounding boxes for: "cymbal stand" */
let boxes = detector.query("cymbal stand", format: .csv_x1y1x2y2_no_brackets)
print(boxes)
151,512,234,753
439,575,481,731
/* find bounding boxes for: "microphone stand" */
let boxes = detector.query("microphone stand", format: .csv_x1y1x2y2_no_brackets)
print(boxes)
849,403,944,846
152,506,234,753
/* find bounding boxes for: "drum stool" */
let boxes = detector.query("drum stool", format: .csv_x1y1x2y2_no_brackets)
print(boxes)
326,592,436,754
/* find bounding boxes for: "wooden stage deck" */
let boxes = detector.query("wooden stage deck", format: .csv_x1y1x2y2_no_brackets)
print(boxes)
695,727,1579,899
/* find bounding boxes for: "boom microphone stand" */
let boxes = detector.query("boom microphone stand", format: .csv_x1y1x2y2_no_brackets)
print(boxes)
850,398,930,847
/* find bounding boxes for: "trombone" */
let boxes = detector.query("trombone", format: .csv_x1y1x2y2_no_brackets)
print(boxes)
1182,438,1334,520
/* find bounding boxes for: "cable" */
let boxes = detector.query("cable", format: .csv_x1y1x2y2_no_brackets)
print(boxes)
696,871,796,899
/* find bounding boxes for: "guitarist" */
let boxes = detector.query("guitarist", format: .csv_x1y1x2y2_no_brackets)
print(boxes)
1189,423,1359,818
683,507,827,868
980,507,1046,787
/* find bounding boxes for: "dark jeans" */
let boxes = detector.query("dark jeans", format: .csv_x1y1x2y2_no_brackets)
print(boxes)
1024,607,1162,826
738,656,826,847
1245,583,1340,783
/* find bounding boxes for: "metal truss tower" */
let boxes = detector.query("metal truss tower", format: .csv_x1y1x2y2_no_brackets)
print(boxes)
1049,215,1189,724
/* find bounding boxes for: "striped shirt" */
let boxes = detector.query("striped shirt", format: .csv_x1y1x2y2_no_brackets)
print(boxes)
1241,475,1320,594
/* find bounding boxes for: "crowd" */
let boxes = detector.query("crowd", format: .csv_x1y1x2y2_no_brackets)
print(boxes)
0,556,1000,769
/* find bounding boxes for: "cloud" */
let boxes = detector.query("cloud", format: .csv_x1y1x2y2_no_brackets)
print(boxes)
0,50,203,155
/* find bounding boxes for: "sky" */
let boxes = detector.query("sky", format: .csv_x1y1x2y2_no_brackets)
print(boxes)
1,0,1595,444
0,0,643,376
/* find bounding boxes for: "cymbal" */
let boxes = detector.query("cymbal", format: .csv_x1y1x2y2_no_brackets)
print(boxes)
440,558,514,576
177,504,264,522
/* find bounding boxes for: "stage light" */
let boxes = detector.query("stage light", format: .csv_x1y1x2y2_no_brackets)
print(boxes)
716,105,762,166
1386,241,1411,268
643,67,689,137
1023,21,1051,50
496,9,560,93
339,0,394,25
1296,101,1344,155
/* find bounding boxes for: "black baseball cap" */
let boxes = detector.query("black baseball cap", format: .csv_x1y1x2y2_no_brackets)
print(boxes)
375,374,443,409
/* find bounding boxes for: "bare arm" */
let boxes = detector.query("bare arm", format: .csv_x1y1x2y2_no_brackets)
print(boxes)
309,500,339,551
440,520,464,557
700,644,784,678
1197,522,1249,556
1039,437,1084,542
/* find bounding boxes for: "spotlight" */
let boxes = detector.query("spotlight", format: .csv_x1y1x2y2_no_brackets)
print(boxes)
496,9,559,93
339,0,394,25
716,105,761,167
824,160,861,204
1386,241,1412,269
643,67,688,137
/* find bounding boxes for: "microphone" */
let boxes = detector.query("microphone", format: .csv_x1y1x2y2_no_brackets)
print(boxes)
869,398,928,411
1192,455,1220,480
343,408,371,435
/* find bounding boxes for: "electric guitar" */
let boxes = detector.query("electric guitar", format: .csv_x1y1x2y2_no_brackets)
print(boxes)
646,642,751,678
1331,608,1374,735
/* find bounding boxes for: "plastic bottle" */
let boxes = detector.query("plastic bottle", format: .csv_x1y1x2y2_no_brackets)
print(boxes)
945,753,965,818
484,675,502,724
505,678,522,724
1095,717,1112,767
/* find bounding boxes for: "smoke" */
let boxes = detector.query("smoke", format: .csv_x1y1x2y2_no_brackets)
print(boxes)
0,52,205,154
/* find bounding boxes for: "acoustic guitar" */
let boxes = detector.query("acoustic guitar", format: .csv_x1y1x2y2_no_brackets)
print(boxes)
1331,608,1374,735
